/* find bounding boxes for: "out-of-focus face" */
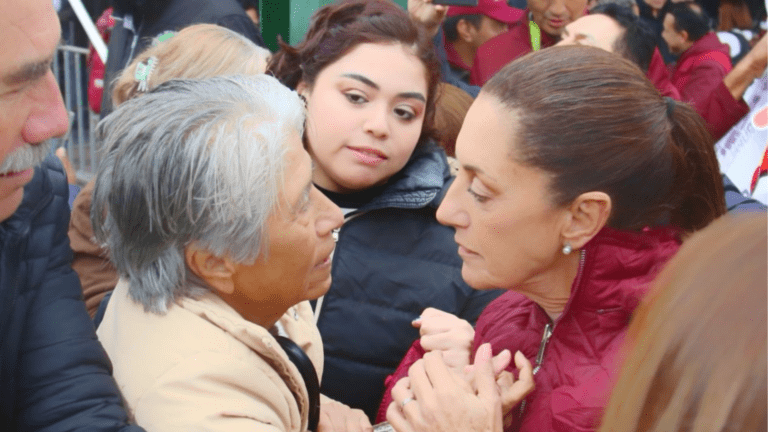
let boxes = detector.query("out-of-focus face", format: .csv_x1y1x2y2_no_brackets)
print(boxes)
471,16,510,50
436,94,569,291
229,131,343,325
646,0,667,12
662,13,687,54
528,0,588,38
0,0,69,222
299,42,428,193
556,14,625,53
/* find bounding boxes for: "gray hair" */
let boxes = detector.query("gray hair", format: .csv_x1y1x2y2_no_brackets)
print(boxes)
91,74,305,314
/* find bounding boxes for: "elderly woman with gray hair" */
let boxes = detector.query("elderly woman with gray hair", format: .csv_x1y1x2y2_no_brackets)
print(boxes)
93,75,371,432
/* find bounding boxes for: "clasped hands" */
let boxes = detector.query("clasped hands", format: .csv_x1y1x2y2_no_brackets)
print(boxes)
385,308,535,432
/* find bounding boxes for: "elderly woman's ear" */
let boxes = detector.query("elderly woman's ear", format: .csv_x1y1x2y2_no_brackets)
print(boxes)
185,244,237,295
560,192,612,250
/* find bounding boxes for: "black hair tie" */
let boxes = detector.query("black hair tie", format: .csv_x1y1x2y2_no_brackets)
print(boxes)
664,97,676,118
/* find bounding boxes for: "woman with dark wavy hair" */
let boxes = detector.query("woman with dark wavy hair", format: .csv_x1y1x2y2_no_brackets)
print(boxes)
268,0,502,420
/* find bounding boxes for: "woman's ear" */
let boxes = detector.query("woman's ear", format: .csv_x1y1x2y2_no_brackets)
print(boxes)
561,192,612,250
185,243,236,295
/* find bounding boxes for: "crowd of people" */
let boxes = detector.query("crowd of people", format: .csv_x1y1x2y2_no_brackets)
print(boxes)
1,0,766,431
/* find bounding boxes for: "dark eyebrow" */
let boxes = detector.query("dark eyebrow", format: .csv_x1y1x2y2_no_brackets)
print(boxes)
342,73,426,103
3,57,54,87
342,73,379,90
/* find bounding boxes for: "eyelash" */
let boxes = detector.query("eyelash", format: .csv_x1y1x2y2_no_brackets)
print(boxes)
345,92,367,104
344,91,418,121
394,107,416,121
467,186,490,203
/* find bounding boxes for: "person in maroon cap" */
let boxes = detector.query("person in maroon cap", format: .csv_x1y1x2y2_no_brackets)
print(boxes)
442,0,524,87
470,0,588,86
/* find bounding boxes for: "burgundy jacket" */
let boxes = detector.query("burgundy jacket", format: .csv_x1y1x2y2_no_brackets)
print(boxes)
649,37,747,141
378,226,682,431
470,15,556,86
671,32,732,114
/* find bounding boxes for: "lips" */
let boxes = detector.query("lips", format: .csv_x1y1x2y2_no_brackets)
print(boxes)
456,241,480,258
0,168,34,180
315,245,336,269
547,18,566,29
348,146,387,166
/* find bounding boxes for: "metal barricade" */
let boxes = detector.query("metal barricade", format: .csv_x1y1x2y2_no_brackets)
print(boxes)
51,44,100,185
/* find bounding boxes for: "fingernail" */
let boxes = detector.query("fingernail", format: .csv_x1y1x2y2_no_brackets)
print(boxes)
412,316,422,324
479,343,492,359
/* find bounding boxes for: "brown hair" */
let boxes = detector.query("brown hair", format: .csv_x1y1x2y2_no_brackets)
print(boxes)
434,83,474,157
600,214,767,431
717,0,753,31
112,24,271,106
267,0,442,145
483,46,725,232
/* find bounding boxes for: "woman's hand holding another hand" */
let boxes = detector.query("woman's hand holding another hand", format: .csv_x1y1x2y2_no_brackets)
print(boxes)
386,344,521,432
413,308,475,372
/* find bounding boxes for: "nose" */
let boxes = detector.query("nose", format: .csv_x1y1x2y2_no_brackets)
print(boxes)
549,0,568,17
436,179,469,229
363,103,390,139
314,186,344,236
22,71,69,144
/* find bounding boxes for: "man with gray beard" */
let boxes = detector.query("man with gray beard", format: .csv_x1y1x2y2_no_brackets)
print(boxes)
0,0,143,429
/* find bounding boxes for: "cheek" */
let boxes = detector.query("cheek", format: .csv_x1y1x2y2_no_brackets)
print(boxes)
394,122,423,160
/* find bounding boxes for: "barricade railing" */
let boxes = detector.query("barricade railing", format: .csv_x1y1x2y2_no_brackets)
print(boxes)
51,44,100,185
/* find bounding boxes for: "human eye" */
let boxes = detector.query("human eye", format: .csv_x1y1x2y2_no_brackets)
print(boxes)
394,105,417,121
467,178,491,203
344,91,367,105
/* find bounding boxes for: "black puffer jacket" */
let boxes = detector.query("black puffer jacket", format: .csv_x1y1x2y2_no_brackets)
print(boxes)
0,156,142,431
316,144,503,420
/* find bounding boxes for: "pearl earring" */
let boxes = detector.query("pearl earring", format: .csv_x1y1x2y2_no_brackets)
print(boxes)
562,243,572,255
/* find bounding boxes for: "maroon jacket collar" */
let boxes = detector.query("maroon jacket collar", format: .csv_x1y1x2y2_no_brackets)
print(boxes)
678,32,730,66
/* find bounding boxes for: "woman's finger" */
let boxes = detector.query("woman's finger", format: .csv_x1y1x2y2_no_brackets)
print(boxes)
386,401,415,432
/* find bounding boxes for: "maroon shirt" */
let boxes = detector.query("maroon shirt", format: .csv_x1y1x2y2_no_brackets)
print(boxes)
469,16,557,86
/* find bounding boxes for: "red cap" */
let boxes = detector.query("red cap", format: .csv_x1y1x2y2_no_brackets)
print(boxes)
446,0,525,24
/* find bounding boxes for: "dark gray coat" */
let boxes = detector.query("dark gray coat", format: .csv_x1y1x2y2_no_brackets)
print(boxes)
0,155,141,431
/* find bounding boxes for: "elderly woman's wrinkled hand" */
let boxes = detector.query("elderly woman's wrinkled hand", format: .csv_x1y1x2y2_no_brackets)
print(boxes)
413,307,475,372
318,396,373,432
386,344,518,432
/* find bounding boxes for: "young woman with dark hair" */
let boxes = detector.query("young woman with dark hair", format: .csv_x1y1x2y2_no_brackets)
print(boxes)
268,0,502,421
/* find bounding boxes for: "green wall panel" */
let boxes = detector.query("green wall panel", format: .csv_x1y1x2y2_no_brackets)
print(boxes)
261,0,409,49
